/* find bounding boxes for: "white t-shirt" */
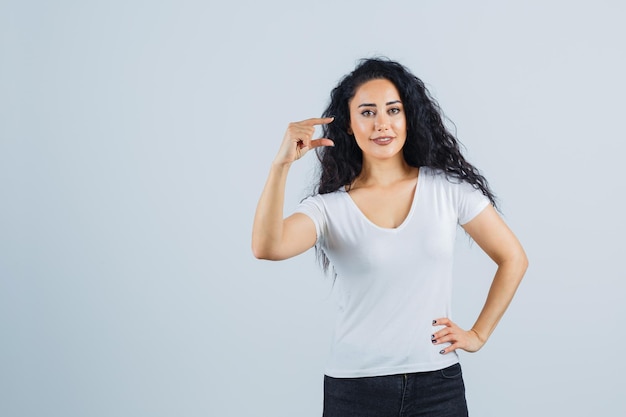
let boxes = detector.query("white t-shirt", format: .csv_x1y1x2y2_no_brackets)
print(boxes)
295,167,490,378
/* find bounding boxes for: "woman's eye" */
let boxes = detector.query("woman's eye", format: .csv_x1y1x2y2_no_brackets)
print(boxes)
361,110,375,117
389,107,401,115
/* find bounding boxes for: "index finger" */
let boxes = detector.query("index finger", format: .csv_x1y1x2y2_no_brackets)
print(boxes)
299,116,334,126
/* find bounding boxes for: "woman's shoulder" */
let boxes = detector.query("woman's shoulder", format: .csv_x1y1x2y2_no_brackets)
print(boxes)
419,166,446,182
301,188,348,204
296,188,349,223
419,166,468,191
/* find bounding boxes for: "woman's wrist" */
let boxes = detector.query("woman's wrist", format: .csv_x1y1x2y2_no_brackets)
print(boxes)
469,328,486,344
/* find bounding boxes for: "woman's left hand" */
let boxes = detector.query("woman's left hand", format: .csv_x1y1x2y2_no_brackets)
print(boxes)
431,318,486,354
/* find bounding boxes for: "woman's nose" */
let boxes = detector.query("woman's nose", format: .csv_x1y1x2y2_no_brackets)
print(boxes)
375,115,389,131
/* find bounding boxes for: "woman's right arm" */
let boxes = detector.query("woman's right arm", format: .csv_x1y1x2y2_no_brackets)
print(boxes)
251,117,334,260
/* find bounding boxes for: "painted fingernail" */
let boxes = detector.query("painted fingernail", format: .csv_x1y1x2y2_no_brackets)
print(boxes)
432,320,437,325
439,350,445,355
432,339,436,344
431,334,435,339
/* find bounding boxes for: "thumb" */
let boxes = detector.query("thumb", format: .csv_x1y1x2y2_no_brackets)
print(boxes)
309,138,335,149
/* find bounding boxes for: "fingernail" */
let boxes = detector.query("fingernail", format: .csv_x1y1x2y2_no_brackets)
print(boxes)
439,350,445,355
432,339,436,344
432,320,437,325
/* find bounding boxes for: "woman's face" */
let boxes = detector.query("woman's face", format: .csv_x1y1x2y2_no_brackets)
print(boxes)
348,78,407,162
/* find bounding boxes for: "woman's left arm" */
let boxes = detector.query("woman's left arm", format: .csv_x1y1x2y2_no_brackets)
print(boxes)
432,205,529,354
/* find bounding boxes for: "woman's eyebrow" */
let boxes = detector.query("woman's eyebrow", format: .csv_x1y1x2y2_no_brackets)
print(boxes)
357,100,402,108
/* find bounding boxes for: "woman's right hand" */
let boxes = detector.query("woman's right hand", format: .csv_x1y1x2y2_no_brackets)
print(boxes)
273,117,335,166
253,117,334,260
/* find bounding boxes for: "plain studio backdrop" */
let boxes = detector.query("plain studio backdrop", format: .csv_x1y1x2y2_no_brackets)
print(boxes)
1,1,624,416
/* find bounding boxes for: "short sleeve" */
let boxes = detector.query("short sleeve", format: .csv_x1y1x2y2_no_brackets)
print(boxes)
294,194,327,244
455,181,491,225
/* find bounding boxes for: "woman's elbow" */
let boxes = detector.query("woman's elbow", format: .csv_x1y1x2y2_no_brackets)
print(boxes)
252,249,274,260
520,252,529,276
251,242,269,260
516,243,529,269
251,242,282,261
497,246,528,278
511,247,529,278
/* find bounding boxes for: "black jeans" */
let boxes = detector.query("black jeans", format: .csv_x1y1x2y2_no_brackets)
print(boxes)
323,363,468,417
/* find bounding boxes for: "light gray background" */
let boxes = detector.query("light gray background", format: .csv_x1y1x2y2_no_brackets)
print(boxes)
1,1,624,416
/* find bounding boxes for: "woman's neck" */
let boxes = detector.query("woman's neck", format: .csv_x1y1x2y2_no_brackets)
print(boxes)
353,157,418,188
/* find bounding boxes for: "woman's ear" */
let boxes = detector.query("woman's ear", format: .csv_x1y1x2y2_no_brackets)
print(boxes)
347,126,353,135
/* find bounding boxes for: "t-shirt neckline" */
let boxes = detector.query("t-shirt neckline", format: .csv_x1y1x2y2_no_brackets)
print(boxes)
341,169,423,232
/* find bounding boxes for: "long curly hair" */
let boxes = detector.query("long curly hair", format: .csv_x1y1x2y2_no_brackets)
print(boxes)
317,57,496,206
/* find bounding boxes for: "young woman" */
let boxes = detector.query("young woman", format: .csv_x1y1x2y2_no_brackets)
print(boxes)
252,58,528,416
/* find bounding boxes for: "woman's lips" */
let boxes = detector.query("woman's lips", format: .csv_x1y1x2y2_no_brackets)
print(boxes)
372,136,394,145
